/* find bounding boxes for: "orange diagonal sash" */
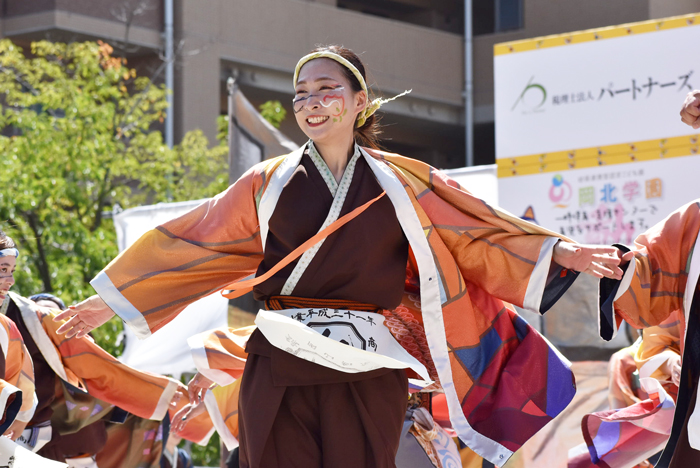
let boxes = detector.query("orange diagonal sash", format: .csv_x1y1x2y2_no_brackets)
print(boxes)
222,191,386,299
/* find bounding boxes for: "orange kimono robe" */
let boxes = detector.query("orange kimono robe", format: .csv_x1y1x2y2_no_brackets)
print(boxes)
8,292,179,423
636,310,683,386
599,199,700,467
0,313,36,433
91,146,580,465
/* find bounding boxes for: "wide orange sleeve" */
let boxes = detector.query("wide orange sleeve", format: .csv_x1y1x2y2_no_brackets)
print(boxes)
614,200,700,329
41,309,179,421
188,326,255,386
379,151,573,312
91,161,276,338
206,380,241,449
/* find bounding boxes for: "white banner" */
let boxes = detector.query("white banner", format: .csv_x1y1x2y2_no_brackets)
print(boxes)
495,23,699,159
495,15,700,243
499,155,700,243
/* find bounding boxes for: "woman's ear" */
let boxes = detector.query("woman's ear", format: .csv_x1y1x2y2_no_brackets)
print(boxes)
355,90,368,115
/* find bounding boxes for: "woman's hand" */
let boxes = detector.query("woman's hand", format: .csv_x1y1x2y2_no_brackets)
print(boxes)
680,90,700,129
187,372,216,405
171,383,188,410
171,401,207,435
54,295,115,338
552,241,631,279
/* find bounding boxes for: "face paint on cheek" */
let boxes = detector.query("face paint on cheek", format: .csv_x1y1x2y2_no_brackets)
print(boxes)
321,94,348,123
293,96,309,114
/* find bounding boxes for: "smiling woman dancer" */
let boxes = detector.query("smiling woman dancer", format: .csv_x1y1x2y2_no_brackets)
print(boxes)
55,45,624,468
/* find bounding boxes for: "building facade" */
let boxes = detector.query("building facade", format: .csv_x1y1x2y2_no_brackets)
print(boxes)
2,0,698,169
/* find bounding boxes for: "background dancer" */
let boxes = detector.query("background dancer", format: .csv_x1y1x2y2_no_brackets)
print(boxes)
0,228,187,466
0,238,36,441
598,197,700,468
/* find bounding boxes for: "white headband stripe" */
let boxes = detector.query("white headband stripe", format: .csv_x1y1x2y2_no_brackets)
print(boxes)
0,248,18,258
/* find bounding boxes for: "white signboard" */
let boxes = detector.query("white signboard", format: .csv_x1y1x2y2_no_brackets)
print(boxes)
502,155,700,243
495,14,700,241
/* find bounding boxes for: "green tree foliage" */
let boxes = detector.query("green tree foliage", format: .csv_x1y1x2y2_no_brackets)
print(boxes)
0,39,228,353
258,99,286,128
188,431,221,466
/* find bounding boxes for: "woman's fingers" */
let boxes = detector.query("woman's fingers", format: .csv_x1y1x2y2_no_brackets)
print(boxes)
591,253,621,265
54,306,79,323
584,263,611,279
171,405,190,434
53,296,115,338
188,374,207,404
171,400,207,435
554,242,630,279
186,372,215,404
75,326,92,339
56,313,83,335
584,268,604,279
589,254,623,278
588,246,619,256
187,383,198,405
621,251,635,262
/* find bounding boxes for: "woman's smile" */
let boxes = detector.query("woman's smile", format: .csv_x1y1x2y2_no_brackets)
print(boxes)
306,115,330,126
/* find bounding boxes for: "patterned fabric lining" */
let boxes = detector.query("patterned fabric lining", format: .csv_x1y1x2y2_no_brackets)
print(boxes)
307,141,340,195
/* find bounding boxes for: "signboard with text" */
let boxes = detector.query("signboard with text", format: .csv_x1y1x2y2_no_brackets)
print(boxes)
495,14,700,242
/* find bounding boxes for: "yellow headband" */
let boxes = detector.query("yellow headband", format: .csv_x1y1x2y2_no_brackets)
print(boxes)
293,51,411,128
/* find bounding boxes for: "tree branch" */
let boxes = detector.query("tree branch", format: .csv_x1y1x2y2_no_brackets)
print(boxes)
22,211,53,292
90,167,112,232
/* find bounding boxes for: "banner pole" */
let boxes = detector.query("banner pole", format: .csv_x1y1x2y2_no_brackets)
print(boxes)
464,0,474,167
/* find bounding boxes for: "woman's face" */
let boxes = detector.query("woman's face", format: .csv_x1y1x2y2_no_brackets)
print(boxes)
293,58,367,145
0,256,16,302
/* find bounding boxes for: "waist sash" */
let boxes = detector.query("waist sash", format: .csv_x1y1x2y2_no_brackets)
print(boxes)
255,308,431,382
15,423,52,453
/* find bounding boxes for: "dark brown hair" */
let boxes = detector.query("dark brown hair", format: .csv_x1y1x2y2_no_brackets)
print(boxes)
0,228,15,250
310,45,382,149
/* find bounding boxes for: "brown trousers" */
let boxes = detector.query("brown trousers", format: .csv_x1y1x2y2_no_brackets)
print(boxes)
238,331,408,468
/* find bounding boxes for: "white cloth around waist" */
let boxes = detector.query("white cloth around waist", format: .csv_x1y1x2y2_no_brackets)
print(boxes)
255,308,431,382
1,425,65,467
15,424,52,453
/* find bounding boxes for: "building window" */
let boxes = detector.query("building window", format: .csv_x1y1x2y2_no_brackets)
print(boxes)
337,0,464,34
474,0,523,36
